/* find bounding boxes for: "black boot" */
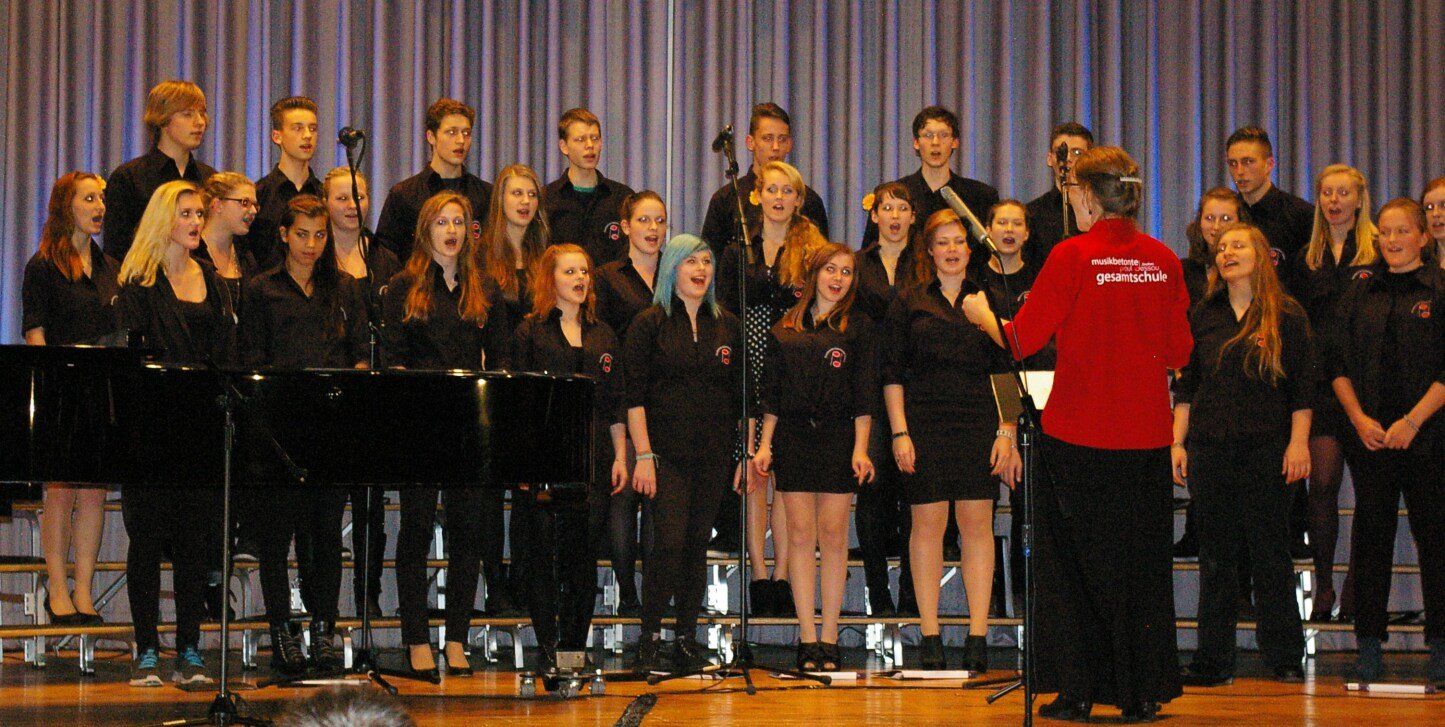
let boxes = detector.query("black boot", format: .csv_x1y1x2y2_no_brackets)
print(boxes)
309,620,342,671
868,587,897,618
1038,695,1093,722
633,632,662,674
962,634,989,673
772,580,795,617
269,622,307,675
749,579,774,617
919,634,946,670
673,637,712,670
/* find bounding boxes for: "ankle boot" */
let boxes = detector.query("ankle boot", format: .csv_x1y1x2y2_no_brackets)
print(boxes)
962,634,989,672
633,632,663,674
269,622,307,675
772,579,795,617
309,620,342,671
749,579,774,616
919,634,946,670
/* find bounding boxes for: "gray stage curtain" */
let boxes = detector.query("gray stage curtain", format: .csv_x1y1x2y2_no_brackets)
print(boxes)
3,0,1443,344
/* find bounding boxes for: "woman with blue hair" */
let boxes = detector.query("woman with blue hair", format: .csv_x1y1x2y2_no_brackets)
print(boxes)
622,234,745,672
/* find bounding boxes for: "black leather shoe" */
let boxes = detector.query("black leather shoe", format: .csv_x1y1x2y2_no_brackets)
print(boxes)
749,579,774,616
1120,700,1161,723
1179,664,1232,687
673,637,712,670
309,620,343,671
1037,695,1092,722
868,589,897,618
918,635,946,670
406,651,440,682
771,580,795,617
632,633,662,674
1273,665,1305,683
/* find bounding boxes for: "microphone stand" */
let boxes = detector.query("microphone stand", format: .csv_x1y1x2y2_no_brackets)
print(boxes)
648,128,828,691
958,237,1046,727
1056,144,1073,244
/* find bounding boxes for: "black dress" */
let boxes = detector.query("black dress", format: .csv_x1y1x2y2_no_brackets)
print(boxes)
21,241,122,344
883,278,1008,503
763,311,879,493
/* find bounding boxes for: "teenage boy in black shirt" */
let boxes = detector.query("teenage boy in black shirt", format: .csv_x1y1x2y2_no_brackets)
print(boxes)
1226,126,1315,294
247,97,325,269
542,108,635,264
700,103,830,254
104,80,217,260
1024,122,1093,268
375,98,493,261
860,106,999,251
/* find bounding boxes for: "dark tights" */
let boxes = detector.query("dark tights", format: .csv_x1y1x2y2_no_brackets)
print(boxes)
1305,434,1351,607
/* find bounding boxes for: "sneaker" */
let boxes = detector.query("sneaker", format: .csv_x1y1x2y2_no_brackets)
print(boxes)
128,648,163,687
173,646,214,685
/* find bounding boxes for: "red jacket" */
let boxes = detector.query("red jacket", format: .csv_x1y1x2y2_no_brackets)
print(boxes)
1003,218,1192,449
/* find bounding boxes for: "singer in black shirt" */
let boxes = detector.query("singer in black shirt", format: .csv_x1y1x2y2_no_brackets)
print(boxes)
542,108,635,264
512,244,628,669
1225,128,1314,294
374,98,492,261
1171,224,1314,685
1023,122,1093,268
244,97,325,268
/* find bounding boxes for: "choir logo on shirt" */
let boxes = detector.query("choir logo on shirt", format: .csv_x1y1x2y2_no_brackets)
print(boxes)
1352,269,1373,281
1270,247,1285,268
599,352,614,373
1414,301,1433,319
470,220,482,244
1091,257,1168,286
825,347,847,368
715,345,732,366
605,222,622,242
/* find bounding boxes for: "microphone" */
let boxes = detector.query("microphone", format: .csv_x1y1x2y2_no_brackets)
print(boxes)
338,127,366,148
1055,141,1070,168
710,124,734,153
939,187,999,255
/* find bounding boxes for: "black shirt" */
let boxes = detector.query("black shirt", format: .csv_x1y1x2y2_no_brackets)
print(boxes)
374,167,493,261
716,236,803,315
103,147,218,260
622,301,743,463
1181,257,1210,310
21,241,122,345
761,311,879,422
594,257,656,340
380,262,512,371
513,308,625,427
348,235,403,324
700,170,830,254
881,278,1010,401
854,242,919,324
1241,185,1315,294
1172,291,1318,444
1024,187,1080,270
541,171,635,265
245,165,324,269
975,262,1055,371
1292,231,1373,364
239,267,370,369
860,169,999,250
193,238,262,317
117,266,238,366
1331,265,1445,435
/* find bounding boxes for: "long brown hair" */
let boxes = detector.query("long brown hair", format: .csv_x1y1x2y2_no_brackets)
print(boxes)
780,242,858,333
481,164,550,299
910,209,966,287
40,172,105,281
528,243,598,323
1184,187,1248,266
401,192,490,325
1212,223,1304,384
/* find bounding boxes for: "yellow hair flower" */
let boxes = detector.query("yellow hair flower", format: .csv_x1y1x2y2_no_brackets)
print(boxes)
861,193,876,212
748,189,761,206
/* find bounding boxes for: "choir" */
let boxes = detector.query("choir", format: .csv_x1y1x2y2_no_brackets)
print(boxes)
16,80,1445,718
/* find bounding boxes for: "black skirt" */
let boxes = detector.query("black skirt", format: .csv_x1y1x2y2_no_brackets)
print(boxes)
902,387,1000,504
773,417,857,494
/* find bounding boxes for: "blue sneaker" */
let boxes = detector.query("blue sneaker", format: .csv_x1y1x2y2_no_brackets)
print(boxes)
128,648,163,687
173,645,214,685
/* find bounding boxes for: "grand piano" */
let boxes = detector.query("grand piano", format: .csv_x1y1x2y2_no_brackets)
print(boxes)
0,344,594,506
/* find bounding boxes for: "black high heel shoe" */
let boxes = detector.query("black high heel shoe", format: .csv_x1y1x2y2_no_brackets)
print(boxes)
42,587,83,626
962,634,989,673
918,635,946,670
797,641,820,671
406,646,440,682
818,642,841,672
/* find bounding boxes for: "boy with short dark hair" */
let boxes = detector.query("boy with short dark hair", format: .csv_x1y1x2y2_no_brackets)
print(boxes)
247,96,325,268
541,107,635,264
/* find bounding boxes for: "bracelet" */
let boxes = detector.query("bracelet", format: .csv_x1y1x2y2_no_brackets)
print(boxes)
892,431,909,440
1403,416,1421,433
995,428,1015,440
635,452,659,462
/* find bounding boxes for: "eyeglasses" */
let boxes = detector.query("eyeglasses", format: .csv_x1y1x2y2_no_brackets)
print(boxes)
222,198,259,210
918,131,954,141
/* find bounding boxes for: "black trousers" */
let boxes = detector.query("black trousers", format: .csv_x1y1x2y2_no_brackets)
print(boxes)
396,486,489,646
347,486,387,611
247,488,347,624
1345,434,1445,642
1032,436,1182,707
517,487,599,648
606,480,654,603
122,485,220,652
1189,439,1304,673
641,457,731,637
859,422,913,604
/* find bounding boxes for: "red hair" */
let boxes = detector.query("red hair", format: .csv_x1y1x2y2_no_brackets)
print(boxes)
528,244,598,323
39,172,105,281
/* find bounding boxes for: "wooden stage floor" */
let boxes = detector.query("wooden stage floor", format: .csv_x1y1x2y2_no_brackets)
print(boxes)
2,648,1440,725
